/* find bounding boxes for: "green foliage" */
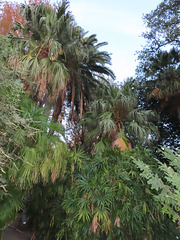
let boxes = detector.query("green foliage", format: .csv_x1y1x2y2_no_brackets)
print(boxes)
12,147,178,240
12,2,115,123
141,0,179,48
0,35,25,192
83,82,158,153
136,0,180,149
0,2,179,240
60,148,179,240
134,148,180,226
0,35,69,232
6,97,68,188
20,148,85,240
0,188,25,230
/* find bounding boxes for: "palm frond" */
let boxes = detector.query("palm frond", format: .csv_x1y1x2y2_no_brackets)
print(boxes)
99,112,116,134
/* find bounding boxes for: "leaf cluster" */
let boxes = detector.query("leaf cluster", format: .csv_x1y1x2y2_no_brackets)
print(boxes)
134,148,180,226
60,148,178,240
82,82,158,153
0,35,69,232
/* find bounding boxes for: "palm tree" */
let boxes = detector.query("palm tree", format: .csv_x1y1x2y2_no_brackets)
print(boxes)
82,81,157,153
12,1,115,123
65,34,115,122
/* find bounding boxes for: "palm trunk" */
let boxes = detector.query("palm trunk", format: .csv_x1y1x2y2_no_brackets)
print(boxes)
52,88,66,122
80,90,83,118
177,104,180,123
70,76,75,122
100,232,107,240
175,95,180,123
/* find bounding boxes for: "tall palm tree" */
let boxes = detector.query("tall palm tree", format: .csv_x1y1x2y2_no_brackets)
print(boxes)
12,1,115,123
65,34,115,122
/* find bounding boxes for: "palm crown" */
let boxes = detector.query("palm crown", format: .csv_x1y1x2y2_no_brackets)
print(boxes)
12,1,115,123
83,82,157,153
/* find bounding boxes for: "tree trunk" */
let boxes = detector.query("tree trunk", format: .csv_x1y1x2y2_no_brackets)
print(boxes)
175,94,180,123
52,89,66,122
100,232,107,240
70,76,75,122
80,90,83,118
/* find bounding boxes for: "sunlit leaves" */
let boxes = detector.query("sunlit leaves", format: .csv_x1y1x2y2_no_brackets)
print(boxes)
112,137,131,151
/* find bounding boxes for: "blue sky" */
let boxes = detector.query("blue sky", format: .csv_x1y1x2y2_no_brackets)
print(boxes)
16,0,163,82
68,0,162,82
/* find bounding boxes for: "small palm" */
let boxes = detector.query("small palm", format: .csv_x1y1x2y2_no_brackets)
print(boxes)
83,82,157,152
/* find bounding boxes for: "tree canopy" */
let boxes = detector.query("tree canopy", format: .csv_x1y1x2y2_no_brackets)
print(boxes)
136,0,180,149
11,1,115,123
0,0,179,239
